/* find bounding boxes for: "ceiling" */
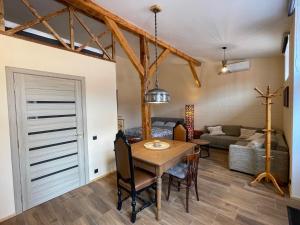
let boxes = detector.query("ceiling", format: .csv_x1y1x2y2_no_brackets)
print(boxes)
4,0,291,62
94,0,291,61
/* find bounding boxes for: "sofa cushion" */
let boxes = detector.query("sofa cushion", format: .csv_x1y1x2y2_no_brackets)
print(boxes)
207,126,225,136
275,134,288,152
261,134,278,150
248,138,265,148
242,126,264,133
235,141,250,146
204,125,219,133
200,133,240,149
222,125,241,137
239,128,256,139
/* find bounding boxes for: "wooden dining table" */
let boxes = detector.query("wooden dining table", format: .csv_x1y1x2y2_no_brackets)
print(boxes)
131,139,196,220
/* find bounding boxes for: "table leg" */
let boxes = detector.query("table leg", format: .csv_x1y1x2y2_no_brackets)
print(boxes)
156,176,162,220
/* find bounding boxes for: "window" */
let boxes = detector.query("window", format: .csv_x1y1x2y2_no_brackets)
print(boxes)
284,34,290,81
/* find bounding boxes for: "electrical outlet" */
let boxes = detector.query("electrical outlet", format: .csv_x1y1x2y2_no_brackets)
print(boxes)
93,136,97,140
94,168,98,174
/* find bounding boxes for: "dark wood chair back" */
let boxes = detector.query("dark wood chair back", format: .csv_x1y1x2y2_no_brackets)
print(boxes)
173,121,188,142
186,150,200,185
114,130,135,190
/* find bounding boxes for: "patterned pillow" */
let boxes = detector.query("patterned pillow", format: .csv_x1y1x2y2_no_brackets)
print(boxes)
239,129,256,139
207,126,225,136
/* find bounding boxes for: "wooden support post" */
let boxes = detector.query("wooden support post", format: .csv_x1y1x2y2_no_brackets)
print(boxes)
140,36,151,139
68,7,75,50
188,61,201,87
104,16,144,77
111,32,115,60
0,0,4,31
148,48,170,78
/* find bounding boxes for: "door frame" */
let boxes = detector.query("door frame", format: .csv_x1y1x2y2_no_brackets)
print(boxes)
6,67,89,214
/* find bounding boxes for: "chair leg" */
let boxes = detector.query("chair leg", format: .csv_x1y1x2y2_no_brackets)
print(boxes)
117,188,122,210
177,181,181,192
167,176,172,201
131,192,137,223
194,177,199,201
186,186,190,213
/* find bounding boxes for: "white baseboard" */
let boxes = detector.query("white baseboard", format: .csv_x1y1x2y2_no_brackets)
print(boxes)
0,213,16,223
89,169,116,183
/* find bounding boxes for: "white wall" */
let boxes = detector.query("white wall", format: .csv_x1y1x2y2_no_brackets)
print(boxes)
116,56,141,129
0,35,118,220
152,57,284,130
290,1,300,199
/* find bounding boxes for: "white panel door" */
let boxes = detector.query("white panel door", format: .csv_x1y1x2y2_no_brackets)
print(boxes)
13,73,86,210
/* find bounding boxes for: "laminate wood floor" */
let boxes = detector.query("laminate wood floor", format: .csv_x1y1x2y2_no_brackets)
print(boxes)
2,149,300,225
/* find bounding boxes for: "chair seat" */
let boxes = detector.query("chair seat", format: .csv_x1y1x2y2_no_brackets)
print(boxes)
119,168,156,191
166,163,188,179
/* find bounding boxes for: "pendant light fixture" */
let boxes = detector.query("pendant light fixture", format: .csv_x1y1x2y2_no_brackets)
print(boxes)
220,46,229,74
144,5,170,104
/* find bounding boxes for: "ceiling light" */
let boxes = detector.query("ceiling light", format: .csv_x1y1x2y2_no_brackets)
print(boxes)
144,5,170,104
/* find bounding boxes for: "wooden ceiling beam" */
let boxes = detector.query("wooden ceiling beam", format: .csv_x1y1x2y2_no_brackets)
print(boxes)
188,61,201,88
0,0,4,31
148,48,170,78
104,16,144,77
56,0,201,66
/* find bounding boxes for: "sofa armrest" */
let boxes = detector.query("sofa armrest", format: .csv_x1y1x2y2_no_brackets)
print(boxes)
254,148,289,184
229,144,256,174
193,130,204,139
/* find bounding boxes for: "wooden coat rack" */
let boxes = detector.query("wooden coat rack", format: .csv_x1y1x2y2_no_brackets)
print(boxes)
250,85,284,196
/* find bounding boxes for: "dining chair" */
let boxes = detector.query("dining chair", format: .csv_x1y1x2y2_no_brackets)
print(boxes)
171,121,189,191
114,130,157,223
173,121,188,142
165,150,200,213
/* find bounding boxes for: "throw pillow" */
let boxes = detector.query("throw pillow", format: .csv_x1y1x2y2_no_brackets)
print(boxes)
207,126,225,136
247,133,264,141
247,138,265,148
165,122,176,127
152,121,165,126
239,128,256,139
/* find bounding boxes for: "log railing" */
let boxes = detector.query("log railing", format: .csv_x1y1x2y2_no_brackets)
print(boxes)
0,0,115,61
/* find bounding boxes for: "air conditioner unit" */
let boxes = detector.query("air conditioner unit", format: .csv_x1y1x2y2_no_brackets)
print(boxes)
227,60,250,73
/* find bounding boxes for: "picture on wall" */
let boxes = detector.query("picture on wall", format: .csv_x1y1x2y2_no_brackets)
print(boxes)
284,86,289,107
118,118,125,131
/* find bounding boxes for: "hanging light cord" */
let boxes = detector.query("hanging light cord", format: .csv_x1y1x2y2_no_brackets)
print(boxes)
223,48,226,61
154,10,159,88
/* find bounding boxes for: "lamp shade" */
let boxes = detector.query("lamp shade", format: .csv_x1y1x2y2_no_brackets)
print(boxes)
145,87,170,104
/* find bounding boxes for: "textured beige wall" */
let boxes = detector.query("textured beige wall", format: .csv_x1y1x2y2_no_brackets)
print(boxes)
116,56,141,129
117,56,284,131
152,57,284,130
0,35,117,220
